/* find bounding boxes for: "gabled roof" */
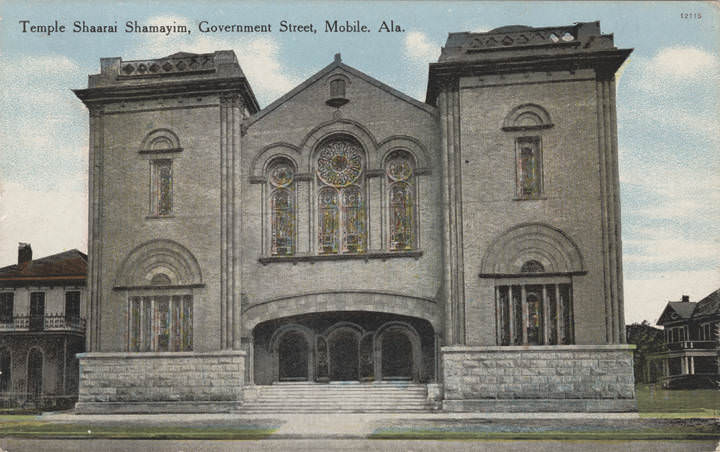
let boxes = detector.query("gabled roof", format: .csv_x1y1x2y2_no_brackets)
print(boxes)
657,301,697,326
693,288,720,318
0,249,87,286
246,54,436,128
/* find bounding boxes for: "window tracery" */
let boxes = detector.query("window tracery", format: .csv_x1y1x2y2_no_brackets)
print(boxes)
267,158,296,256
386,150,415,251
316,138,366,254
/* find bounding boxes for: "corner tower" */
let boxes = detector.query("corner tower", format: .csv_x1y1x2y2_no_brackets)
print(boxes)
427,22,636,411
73,51,258,413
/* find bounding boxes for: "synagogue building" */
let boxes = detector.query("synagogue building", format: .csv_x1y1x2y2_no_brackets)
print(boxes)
73,21,635,413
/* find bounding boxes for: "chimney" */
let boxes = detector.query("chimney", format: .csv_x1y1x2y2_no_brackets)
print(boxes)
681,295,690,303
18,242,32,265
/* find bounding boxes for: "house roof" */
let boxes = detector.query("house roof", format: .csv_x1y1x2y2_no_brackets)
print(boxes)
656,301,696,325
693,288,720,318
0,249,87,286
245,54,436,128
656,288,720,325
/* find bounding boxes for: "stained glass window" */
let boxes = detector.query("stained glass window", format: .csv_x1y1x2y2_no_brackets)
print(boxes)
316,138,365,254
151,160,173,216
128,295,192,352
319,187,339,254
342,186,365,253
267,158,296,256
386,150,415,250
497,283,573,346
516,137,542,198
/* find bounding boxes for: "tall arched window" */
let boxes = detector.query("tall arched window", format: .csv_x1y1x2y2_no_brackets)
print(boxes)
385,150,416,250
316,137,365,254
267,158,296,256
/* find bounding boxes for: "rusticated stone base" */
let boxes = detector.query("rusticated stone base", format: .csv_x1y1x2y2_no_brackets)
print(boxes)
441,345,637,412
75,351,245,414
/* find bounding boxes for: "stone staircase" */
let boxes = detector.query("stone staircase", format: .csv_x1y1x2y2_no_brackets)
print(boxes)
241,382,433,413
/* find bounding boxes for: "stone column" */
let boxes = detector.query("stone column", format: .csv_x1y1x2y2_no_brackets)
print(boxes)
220,93,244,350
87,105,104,352
437,79,466,345
596,75,625,344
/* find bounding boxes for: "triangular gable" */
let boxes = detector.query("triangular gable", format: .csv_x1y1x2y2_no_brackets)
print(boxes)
656,302,696,326
246,55,436,128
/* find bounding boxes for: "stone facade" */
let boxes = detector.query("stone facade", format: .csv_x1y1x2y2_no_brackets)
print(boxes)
72,22,635,413
442,345,635,411
75,351,245,413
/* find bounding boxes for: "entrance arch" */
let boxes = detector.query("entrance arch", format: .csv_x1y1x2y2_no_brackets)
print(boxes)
278,331,310,381
270,324,314,382
381,330,413,379
375,322,423,381
328,326,361,381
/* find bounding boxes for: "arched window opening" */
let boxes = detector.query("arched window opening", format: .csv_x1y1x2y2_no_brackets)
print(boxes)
268,158,296,255
386,150,416,250
150,273,171,285
316,137,365,254
521,260,545,273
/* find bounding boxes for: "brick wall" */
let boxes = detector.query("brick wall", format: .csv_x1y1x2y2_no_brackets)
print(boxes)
75,351,245,413
442,345,636,412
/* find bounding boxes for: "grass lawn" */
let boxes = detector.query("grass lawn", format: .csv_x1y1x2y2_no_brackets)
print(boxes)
0,415,278,439
637,383,720,418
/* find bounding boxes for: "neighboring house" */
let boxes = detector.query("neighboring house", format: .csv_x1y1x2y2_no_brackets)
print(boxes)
655,289,720,389
72,21,635,414
0,243,87,409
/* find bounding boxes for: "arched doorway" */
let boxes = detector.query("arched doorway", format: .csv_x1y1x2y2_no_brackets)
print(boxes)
278,331,310,381
27,348,43,402
329,330,359,381
381,330,413,380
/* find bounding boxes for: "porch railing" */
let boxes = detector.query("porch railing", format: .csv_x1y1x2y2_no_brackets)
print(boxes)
0,314,86,333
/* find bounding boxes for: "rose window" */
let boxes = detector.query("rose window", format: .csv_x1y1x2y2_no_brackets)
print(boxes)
386,151,413,181
316,140,363,187
269,162,294,188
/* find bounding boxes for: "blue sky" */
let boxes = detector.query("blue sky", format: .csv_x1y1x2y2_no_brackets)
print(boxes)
1,1,718,324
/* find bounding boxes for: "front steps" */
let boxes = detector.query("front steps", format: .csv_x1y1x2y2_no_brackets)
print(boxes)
241,382,433,413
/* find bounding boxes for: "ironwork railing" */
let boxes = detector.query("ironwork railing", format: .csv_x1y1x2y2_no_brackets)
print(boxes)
0,314,85,333
665,340,718,351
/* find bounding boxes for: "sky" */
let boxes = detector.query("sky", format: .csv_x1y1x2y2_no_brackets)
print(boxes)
0,1,718,325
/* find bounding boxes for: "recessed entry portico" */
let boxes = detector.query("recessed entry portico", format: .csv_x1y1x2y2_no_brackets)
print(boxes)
252,312,436,384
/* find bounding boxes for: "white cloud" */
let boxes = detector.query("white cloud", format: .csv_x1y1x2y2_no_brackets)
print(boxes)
631,46,720,96
404,31,439,62
624,269,720,324
127,15,302,104
623,228,719,265
646,46,720,79
0,180,87,266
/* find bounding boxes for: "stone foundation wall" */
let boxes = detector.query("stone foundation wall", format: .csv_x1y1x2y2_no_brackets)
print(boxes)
75,350,245,413
442,345,636,412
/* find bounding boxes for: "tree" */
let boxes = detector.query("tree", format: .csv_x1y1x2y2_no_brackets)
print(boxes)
626,321,666,384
